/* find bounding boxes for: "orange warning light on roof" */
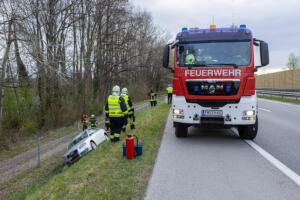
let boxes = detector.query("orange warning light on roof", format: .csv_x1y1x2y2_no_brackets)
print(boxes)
210,25,216,29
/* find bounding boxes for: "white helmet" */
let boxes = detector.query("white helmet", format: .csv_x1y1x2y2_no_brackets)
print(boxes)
121,88,128,95
112,85,120,94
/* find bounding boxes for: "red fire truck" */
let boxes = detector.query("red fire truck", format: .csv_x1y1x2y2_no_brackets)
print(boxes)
163,24,269,139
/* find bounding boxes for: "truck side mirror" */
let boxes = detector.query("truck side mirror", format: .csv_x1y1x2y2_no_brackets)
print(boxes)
163,45,170,68
253,39,269,72
260,41,269,66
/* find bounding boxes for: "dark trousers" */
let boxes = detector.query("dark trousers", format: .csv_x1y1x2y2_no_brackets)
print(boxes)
150,100,156,107
109,117,124,140
168,93,172,104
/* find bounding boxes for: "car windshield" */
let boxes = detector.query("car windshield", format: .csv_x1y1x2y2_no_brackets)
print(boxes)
176,41,251,67
68,131,88,149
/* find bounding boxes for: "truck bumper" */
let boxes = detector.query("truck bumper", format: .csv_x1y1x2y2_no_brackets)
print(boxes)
172,94,257,126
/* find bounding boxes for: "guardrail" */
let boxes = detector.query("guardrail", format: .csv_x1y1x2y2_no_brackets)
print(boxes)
256,88,300,100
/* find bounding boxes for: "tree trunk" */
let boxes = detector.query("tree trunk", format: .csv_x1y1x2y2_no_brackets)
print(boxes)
0,20,13,129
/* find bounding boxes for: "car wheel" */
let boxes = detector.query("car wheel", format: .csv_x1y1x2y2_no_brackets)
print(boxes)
90,141,97,150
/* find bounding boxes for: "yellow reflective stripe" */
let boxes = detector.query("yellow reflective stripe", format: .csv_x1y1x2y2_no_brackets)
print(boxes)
114,133,120,137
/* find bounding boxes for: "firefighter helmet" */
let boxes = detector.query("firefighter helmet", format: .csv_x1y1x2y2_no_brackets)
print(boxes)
185,54,195,64
112,85,120,93
121,88,128,95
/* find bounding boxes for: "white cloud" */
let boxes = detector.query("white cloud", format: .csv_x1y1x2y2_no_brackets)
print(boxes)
131,0,300,68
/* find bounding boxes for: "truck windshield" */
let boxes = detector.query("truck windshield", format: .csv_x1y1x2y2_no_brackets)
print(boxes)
176,41,251,67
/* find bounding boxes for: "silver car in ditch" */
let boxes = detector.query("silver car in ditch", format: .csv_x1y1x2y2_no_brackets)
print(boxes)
64,128,108,166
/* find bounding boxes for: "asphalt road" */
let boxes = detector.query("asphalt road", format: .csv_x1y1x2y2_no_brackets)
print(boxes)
145,98,300,200
256,98,300,174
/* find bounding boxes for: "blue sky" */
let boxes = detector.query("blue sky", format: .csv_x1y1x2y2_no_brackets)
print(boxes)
131,0,300,70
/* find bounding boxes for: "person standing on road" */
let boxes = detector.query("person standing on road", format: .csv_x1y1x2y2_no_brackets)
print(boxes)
148,89,157,107
166,84,173,105
121,88,135,132
105,85,127,142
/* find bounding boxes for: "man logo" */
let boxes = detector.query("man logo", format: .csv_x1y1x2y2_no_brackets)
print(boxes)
209,85,215,94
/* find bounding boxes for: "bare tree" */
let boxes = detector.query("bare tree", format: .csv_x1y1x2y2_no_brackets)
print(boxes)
0,0,171,134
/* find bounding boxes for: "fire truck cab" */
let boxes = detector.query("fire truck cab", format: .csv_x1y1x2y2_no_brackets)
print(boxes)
163,25,269,139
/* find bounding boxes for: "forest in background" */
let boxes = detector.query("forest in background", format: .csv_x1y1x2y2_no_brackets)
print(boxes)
0,0,171,144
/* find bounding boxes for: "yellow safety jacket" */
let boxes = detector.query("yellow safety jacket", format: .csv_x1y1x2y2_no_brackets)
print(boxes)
166,87,173,94
122,95,133,114
106,95,125,117
150,93,156,101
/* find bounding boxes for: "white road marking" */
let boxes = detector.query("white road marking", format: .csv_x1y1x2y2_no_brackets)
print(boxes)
258,98,300,107
245,139,300,186
231,128,300,186
258,108,272,112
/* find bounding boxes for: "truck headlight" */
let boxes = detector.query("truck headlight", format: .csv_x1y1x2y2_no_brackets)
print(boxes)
173,109,184,119
173,109,184,115
243,110,255,116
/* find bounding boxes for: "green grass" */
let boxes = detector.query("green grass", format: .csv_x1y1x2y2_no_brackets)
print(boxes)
0,123,78,161
258,94,300,104
0,150,65,200
7,102,170,200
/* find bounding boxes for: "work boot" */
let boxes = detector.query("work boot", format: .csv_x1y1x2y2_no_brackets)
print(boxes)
122,127,126,132
130,124,135,129
114,137,120,142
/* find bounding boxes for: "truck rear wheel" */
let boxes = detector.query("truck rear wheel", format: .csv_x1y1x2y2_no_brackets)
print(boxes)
175,125,188,138
238,117,258,140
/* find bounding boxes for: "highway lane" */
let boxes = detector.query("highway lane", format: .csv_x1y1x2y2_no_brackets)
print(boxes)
145,99,300,200
256,98,300,174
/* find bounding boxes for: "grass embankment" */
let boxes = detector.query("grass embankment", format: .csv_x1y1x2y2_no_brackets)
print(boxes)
0,125,78,161
0,100,149,161
7,102,170,200
1,150,65,200
258,94,300,105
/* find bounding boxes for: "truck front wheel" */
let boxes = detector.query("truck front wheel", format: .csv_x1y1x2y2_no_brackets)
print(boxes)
175,125,188,138
238,117,258,140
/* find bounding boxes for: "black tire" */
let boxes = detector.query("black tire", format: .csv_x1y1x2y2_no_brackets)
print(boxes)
238,117,258,140
90,141,97,150
175,126,188,138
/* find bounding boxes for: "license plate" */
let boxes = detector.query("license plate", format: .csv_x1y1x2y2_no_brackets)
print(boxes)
201,110,223,117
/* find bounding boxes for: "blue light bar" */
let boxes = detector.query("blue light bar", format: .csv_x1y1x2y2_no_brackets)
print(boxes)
240,24,246,29
182,27,188,32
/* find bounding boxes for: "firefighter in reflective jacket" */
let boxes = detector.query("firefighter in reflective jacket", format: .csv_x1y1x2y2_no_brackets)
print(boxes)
89,114,97,128
148,89,157,107
166,84,173,105
105,85,127,142
121,88,135,132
